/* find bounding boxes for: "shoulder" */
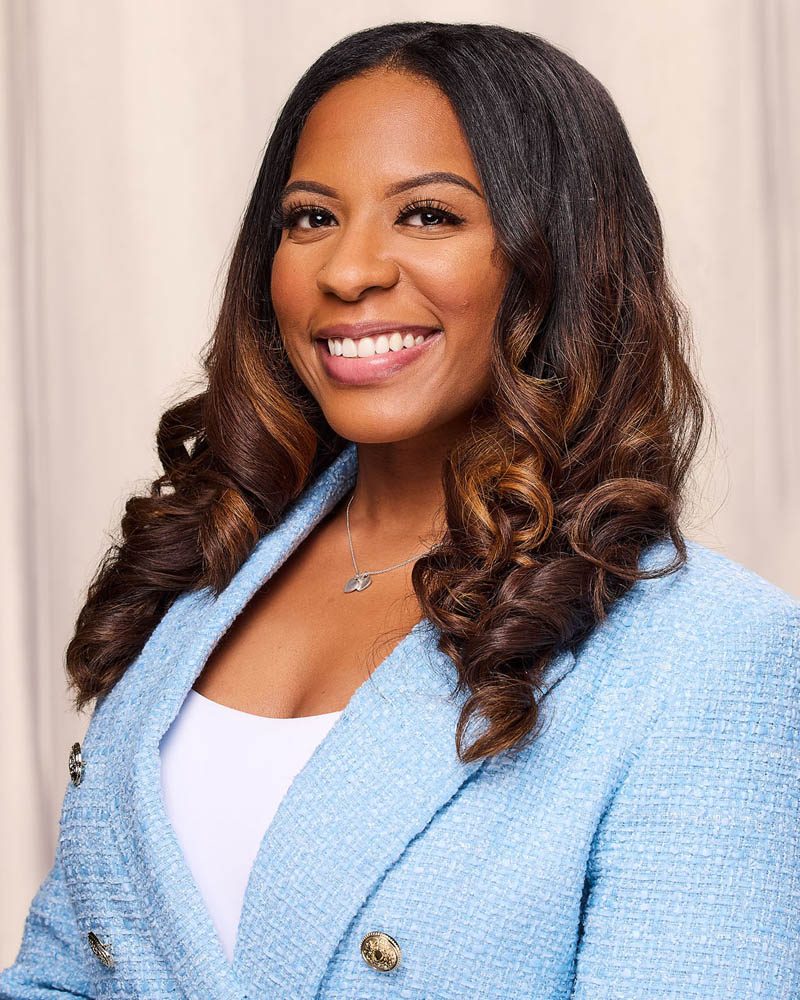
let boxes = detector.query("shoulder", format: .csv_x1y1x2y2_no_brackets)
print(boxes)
573,538,800,824
573,545,799,1000
615,538,798,741
569,537,799,753
614,536,799,662
645,535,796,608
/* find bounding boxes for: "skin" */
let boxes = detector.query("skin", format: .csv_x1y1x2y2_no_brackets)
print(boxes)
270,67,511,554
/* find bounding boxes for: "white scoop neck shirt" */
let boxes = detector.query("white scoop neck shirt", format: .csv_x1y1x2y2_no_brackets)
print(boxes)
159,688,342,963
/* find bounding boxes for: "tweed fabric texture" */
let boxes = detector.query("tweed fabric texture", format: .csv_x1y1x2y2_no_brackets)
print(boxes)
2,440,799,998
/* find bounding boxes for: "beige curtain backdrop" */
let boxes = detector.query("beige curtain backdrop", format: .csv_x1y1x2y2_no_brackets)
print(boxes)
1,0,798,965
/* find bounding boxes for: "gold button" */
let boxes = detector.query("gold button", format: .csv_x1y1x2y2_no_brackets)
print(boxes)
360,930,401,972
87,930,115,968
68,742,85,787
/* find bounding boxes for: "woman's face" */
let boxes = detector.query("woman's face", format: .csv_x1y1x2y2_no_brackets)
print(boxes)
270,68,511,445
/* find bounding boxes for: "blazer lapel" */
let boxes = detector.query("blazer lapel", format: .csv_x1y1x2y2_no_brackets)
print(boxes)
230,611,485,994
116,440,576,998
117,442,362,997
231,615,575,996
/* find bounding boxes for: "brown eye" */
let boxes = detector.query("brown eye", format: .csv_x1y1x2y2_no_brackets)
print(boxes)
397,198,464,227
270,197,464,231
272,203,333,230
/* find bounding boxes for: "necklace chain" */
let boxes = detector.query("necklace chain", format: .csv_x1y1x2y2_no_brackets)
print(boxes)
343,489,434,593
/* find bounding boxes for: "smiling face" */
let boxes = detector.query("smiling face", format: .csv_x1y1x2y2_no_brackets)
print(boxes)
270,68,512,445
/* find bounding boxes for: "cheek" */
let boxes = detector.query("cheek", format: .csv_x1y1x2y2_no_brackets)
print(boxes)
269,249,307,327
268,251,317,390
415,242,508,323
418,245,509,399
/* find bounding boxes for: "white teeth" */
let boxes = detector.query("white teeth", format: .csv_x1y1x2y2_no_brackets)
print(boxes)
325,331,436,358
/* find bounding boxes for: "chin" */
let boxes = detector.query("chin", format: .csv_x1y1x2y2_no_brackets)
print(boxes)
320,415,432,447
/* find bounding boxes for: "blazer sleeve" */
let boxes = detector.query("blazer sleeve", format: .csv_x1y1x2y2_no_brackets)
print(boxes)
0,839,93,998
570,600,800,1000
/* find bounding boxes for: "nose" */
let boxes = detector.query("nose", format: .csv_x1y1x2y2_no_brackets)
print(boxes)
315,223,400,301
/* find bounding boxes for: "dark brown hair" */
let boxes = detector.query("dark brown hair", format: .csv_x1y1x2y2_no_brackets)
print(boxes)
66,22,710,764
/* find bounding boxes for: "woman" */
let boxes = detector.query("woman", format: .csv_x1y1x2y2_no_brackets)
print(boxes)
2,20,798,999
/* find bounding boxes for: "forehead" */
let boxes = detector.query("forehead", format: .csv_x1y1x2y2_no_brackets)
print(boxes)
290,69,480,186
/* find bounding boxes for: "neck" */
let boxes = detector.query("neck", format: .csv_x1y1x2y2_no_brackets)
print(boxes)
344,432,458,551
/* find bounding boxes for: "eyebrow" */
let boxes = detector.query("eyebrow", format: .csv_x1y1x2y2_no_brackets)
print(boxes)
279,171,484,203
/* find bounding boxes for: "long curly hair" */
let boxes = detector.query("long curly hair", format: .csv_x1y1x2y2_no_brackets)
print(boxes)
66,22,710,764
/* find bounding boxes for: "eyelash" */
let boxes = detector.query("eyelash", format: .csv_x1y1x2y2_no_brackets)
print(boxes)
270,197,465,231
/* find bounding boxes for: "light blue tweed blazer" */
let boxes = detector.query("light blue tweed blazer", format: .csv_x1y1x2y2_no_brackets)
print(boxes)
2,440,799,999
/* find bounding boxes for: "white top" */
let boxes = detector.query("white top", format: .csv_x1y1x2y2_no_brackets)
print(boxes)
159,688,342,962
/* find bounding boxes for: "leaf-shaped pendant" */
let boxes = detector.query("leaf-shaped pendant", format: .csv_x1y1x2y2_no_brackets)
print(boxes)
344,573,372,592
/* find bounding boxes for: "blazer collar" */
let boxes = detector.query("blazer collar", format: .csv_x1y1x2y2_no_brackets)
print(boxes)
116,440,576,997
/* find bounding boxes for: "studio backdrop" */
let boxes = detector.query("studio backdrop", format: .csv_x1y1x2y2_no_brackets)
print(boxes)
1,0,798,965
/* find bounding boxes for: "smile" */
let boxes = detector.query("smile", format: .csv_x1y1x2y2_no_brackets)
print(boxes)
325,330,438,357
315,330,444,386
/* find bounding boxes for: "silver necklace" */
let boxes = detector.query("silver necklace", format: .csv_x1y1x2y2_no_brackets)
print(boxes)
343,490,434,593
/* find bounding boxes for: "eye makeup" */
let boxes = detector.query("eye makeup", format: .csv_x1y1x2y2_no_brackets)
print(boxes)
270,196,465,231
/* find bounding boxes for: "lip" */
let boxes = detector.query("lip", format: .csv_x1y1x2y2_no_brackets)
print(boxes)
315,329,444,386
314,321,440,342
